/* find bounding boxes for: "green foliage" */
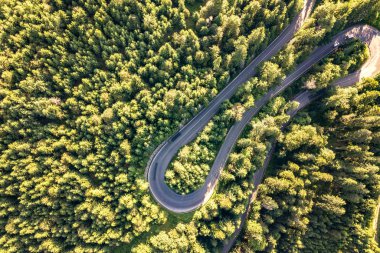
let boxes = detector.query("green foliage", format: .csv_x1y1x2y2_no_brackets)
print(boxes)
164,0,370,206
165,109,230,194
140,0,376,251
161,0,300,195
1,0,379,252
132,223,205,253
0,0,300,251
236,77,380,252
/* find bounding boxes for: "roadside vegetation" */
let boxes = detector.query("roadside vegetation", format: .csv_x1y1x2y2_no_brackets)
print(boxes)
127,0,379,252
374,198,380,244
0,0,379,252
165,105,230,194
165,28,370,196
0,0,301,251
234,76,380,252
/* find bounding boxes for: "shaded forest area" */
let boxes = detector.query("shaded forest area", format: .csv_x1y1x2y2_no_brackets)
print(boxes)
0,0,379,252
0,0,301,251
234,76,380,253
129,0,380,252
165,40,369,195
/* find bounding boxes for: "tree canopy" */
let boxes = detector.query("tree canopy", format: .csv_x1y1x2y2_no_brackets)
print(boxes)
0,0,379,252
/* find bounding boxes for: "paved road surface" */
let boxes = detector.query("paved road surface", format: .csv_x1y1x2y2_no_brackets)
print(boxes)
147,0,380,214
222,25,380,252
146,0,315,213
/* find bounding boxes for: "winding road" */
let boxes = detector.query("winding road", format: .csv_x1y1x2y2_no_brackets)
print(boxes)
146,0,380,215
146,0,316,213
222,25,380,252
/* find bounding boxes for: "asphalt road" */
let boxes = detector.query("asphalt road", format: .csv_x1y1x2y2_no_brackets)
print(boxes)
146,0,316,213
222,25,380,252
146,0,380,213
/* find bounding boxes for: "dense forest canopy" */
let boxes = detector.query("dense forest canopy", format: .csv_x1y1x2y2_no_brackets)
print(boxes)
0,0,301,251
0,0,379,252
233,76,380,253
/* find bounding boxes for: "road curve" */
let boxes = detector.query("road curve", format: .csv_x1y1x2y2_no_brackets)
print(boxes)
148,23,380,213
222,25,380,252
146,0,316,213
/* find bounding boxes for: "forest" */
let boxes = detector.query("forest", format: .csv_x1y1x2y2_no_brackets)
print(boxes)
233,76,380,253
0,0,379,252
